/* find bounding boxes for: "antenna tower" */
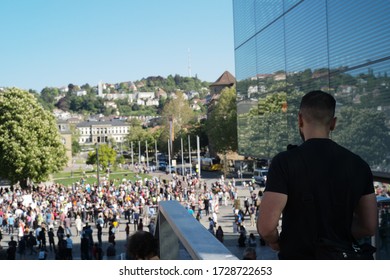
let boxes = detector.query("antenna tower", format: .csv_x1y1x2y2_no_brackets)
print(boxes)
187,48,192,77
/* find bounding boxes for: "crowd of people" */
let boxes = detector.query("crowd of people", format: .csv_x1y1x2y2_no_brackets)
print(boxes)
0,169,263,260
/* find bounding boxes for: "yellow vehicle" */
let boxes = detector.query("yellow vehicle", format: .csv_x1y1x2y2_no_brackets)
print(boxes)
201,158,222,171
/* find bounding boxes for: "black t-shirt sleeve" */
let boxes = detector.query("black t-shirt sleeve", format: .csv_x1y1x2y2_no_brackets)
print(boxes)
265,152,289,195
362,161,375,196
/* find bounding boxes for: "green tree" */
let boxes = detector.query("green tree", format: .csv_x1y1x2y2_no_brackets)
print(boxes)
119,82,129,91
125,119,162,156
0,88,67,187
72,139,81,156
117,155,126,165
86,144,116,170
206,87,238,175
38,87,60,111
160,91,195,143
206,87,238,154
126,125,156,144
56,95,71,111
237,85,299,159
333,107,390,166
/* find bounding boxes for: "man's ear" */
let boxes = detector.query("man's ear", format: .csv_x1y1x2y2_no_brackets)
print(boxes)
330,117,337,131
298,112,304,128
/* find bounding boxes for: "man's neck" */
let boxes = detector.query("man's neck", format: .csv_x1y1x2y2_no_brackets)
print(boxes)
302,127,331,140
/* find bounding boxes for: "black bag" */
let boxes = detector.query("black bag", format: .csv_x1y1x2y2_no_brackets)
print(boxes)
315,238,376,260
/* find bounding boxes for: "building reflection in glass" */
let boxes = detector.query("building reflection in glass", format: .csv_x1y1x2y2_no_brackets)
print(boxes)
233,0,390,172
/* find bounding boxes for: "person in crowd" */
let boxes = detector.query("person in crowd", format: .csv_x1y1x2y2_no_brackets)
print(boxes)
208,217,216,235
17,233,27,259
7,215,15,235
27,231,37,255
238,225,247,247
108,222,116,245
97,221,103,246
248,233,257,247
75,215,83,236
137,218,144,231
216,226,224,243
56,225,65,243
106,242,117,259
148,218,156,236
48,227,56,252
133,210,140,231
7,236,17,260
38,247,48,260
64,215,72,236
92,242,104,260
38,227,47,251
66,234,73,260
249,204,256,227
125,222,130,240
80,233,91,260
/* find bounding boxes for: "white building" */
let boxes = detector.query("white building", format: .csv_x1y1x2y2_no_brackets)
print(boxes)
137,92,155,100
76,119,130,145
76,90,87,96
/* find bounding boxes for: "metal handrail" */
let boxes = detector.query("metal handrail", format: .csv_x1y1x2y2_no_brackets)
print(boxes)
156,200,238,260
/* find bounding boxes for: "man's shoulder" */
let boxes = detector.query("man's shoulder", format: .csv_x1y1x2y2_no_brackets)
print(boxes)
271,147,301,165
330,141,371,170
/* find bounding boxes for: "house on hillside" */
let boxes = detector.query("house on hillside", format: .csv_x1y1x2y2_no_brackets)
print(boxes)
76,90,87,96
156,87,167,99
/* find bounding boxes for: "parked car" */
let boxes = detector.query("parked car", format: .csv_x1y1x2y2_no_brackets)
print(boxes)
158,162,167,171
165,165,176,174
253,168,268,187
176,167,197,176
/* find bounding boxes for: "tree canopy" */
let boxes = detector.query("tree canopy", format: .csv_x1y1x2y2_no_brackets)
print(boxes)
237,85,299,158
333,107,390,167
160,91,195,143
206,87,238,154
86,144,117,171
0,88,67,187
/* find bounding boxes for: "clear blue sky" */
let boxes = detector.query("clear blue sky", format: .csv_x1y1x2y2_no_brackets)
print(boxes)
0,0,235,92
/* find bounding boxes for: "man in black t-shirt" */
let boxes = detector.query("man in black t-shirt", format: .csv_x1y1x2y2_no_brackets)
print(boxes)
257,90,377,259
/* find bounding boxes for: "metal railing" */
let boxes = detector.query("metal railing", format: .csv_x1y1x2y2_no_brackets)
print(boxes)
155,200,238,260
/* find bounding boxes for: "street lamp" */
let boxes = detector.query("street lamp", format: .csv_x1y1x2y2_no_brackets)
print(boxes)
96,144,100,188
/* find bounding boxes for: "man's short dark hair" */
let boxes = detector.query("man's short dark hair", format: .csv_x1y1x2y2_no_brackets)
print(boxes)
299,90,336,126
243,247,257,260
127,231,158,260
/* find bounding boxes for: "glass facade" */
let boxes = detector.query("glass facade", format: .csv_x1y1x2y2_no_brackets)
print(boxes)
233,0,390,172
